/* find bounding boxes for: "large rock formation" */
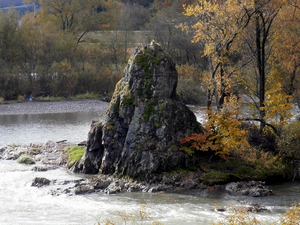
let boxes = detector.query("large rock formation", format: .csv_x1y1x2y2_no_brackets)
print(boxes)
77,41,202,180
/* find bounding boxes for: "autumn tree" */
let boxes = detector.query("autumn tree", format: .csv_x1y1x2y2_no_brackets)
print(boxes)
25,0,116,43
0,8,21,69
250,0,285,131
273,0,300,106
180,95,249,159
18,13,43,73
180,0,255,110
0,8,24,99
236,0,295,132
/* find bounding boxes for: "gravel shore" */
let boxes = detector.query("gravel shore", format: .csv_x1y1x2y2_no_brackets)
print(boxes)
0,99,110,115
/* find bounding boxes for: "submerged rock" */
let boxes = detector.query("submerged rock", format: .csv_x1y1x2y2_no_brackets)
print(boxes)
77,41,202,180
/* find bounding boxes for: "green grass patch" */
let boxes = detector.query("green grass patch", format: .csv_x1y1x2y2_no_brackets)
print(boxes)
63,145,85,168
17,95,24,103
35,96,65,102
69,92,102,100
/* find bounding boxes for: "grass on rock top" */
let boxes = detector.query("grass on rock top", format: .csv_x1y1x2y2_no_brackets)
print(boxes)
63,145,85,168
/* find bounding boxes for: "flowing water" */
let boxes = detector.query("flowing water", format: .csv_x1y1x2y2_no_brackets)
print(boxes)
1,159,299,225
0,104,299,224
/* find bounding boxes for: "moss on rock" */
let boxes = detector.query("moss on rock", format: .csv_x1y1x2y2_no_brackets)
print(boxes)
64,145,85,169
17,154,35,165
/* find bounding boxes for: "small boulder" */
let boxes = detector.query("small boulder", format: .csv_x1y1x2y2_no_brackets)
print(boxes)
32,177,51,187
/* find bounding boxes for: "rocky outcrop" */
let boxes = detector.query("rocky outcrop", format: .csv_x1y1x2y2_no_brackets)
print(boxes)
225,181,273,197
77,42,202,180
74,121,104,174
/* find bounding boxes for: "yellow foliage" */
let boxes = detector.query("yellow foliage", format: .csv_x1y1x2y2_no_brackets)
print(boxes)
260,70,293,128
176,64,203,81
212,202,300,225
181,96,249,159
96,204,162,225
180,0,254,57
280,203,300,225
212,204,261,225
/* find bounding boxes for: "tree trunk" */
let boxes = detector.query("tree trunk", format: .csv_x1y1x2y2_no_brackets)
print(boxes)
207,59,220,110
256,13,266,132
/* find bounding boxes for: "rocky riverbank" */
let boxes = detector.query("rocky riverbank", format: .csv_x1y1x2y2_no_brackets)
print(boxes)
0,99,109,115
0,140,273,198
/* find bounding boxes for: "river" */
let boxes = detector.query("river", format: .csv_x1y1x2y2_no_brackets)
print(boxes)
1,159,300,225
0,104,299,224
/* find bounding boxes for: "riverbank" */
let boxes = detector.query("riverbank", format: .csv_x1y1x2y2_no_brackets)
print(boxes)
0,99,110,115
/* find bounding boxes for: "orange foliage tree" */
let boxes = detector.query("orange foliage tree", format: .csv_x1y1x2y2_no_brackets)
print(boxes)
180,96,249,159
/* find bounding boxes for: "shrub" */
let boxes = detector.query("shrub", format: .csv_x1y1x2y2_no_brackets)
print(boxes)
96,204,163,225
212,202,300,225
277,120,300,160
247,125,278,153
280,203,300,225
253,152,288,182
17,95,24,103
180,96,249,159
